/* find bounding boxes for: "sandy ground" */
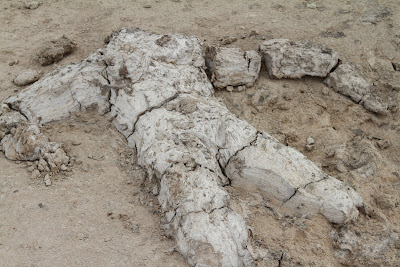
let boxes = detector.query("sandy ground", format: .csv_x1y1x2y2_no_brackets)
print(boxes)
1,0,399,266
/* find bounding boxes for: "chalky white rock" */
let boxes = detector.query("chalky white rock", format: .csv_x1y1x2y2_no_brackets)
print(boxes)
259,39,339,79
0,29,363,266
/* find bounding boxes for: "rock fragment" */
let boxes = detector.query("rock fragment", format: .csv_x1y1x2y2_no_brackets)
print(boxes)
306,3,317,9
24,1,42,10
305,136,315,151
225,133,362,224
206,46,261,89
377,140,390,150
324,62,388,115
8,59,19,66
324,62,369,103
36,36,76,66
13,69,41,86
1,123,67,163
44,174,51,186
259,39,339,79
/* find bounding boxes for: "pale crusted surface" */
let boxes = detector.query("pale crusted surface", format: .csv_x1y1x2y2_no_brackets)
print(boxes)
259,39,339,79
0,29,254,267
1,1,400,266
0,29,365,266
13,69,41,86
324,62,388,115
324,62,370,103
5,60,110,125
225,133,362,224
206,46,261,89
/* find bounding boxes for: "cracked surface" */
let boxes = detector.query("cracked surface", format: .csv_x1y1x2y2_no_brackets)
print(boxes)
324,62,389,115
0,29,364,266
259,39,339,79
206,46,261,89
225,132,363,224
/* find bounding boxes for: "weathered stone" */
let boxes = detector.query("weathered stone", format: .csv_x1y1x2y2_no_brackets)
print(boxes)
324,62,369,103
44,174,52,186
206,46,261,89
324,62,388,115
362,95,388,115
24,1,42,10
13,69,41,86
1,123,65,162
0,29,363,266
225,133,362,224
5,60,111,125
36,36,76,66
259,39,339,79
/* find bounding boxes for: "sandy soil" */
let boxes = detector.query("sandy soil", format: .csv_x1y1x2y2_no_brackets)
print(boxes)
1,0,399,266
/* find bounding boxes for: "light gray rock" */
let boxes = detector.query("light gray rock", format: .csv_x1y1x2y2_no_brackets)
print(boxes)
1,123,68,166
13,69,41,86
6,60,111,125
324,62,369,103
206,46,261,89
324,62,388,115
307,136,315,145
259,39,339,79
44,174,51,186
225,133,363,224
24,1,42,10
0,28,363,266
362,95,388,115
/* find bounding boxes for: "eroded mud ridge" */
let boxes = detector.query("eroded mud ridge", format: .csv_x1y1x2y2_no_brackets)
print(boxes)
0,28,383,266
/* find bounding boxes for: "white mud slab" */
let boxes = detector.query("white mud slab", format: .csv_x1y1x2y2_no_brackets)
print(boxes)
0,29,363,267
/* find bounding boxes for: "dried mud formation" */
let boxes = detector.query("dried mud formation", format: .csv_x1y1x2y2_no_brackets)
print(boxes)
259,39,389,115
0,29,365,266
206,46,261,90
324,62,388,115
259,39,339,79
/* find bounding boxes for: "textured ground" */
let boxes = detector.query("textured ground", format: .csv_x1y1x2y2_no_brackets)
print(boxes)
0,0,399,266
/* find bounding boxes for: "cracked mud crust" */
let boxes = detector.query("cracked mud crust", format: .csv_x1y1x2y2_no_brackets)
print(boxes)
1,1,399,266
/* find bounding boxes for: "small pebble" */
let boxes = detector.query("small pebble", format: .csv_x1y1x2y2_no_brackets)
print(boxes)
44,174,52,186
24,1,42,10
226,86,234,92
143,3,152,8
377,140,390,150
307,136,315,145
60,164,68,171
306,3,317,9
8,59,19,66
322,87,330,96
236,85,246,92
13,69,41,86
